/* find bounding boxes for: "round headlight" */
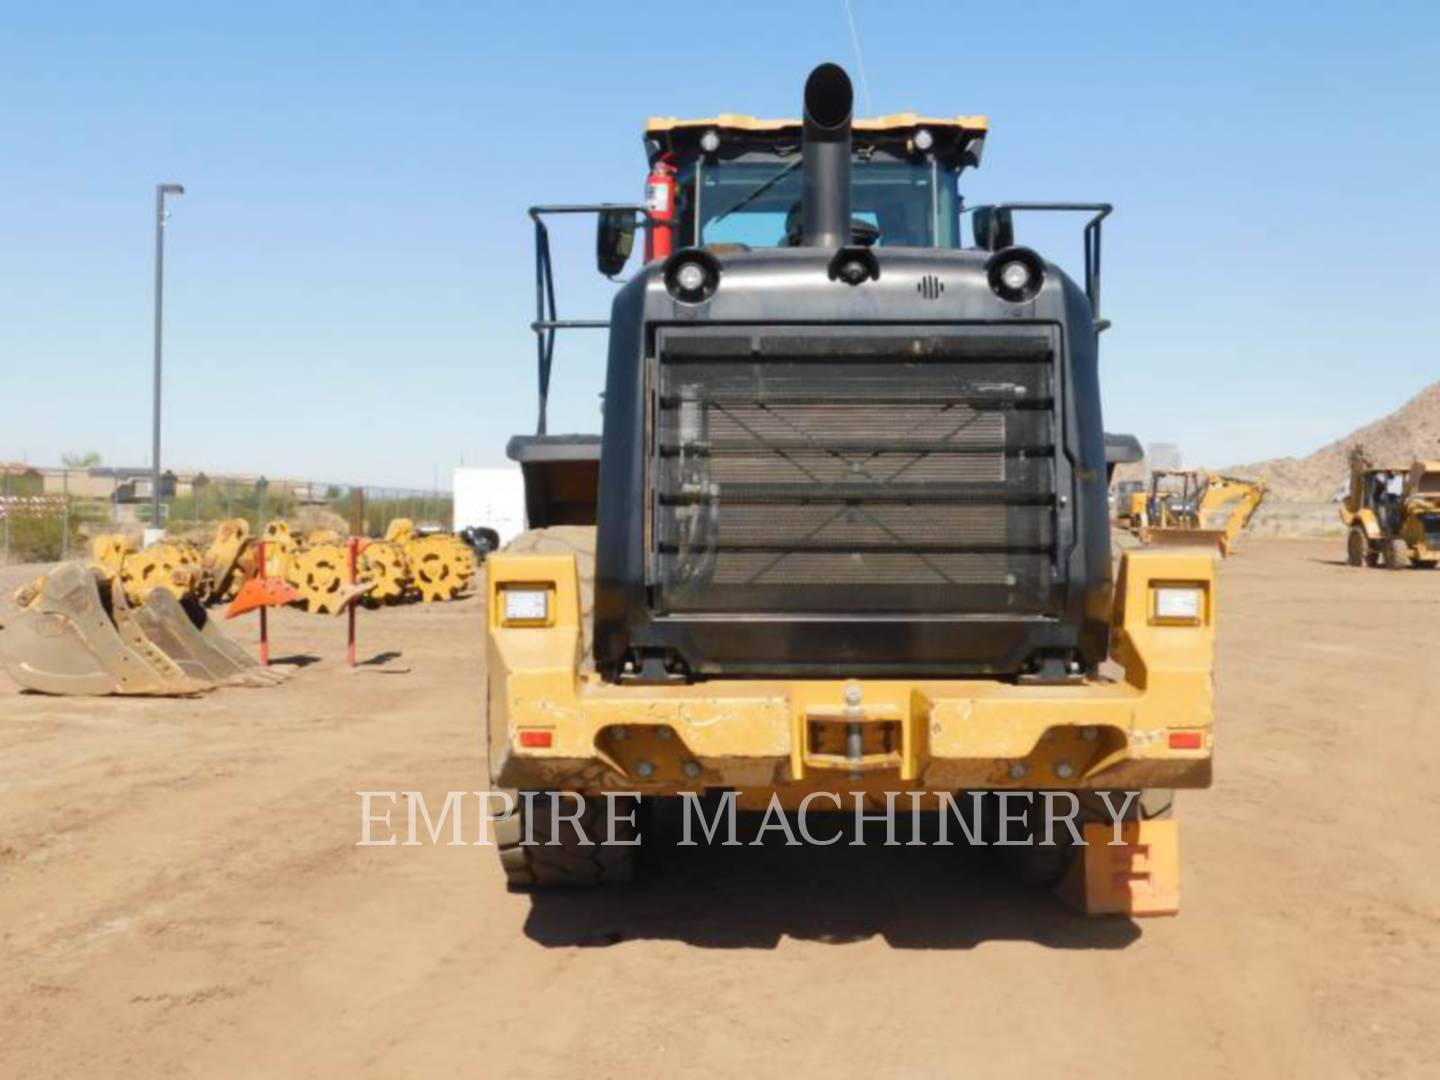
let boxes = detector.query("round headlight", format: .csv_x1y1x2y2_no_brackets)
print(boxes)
999,260,1031,292
675,261,707,293
663,249,721,303
700,129,721,154
985,246,1044,303
913,127,934,152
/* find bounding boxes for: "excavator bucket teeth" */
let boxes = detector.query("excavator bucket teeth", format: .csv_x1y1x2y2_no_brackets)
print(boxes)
133,588,273,688
0,562,207,696
225,576,300,619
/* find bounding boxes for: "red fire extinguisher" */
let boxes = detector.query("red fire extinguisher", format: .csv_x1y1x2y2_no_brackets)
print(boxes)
644,156,677,262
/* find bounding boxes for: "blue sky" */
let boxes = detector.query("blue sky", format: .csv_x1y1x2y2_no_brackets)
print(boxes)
2,1,1437,488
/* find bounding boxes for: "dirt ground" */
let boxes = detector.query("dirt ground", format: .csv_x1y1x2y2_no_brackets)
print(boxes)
1,539,1437,1079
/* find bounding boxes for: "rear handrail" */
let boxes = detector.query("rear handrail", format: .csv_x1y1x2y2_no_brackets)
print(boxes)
528,204,652,435
961,202,1113,331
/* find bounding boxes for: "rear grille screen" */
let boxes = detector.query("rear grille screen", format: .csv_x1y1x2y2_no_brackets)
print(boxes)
652,328,1060,615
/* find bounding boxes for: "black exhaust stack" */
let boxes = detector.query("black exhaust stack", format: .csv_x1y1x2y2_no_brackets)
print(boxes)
801,63,853,248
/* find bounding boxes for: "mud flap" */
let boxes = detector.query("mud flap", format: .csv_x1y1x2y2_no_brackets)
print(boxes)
1057,820,1180,917
0,562,205,696
134,587,275,688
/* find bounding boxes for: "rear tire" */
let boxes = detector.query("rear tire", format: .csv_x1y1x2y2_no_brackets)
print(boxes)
1346,527,1368,567
494,531,618,887
502,526,597,670
1381,538,1410,570
495,789,637,887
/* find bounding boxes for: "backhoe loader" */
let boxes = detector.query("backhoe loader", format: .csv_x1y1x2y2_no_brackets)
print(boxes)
1140,469,1266,556
1341,448,1440,568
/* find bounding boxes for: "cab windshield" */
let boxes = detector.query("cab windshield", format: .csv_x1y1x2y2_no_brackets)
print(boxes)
688,159,959,249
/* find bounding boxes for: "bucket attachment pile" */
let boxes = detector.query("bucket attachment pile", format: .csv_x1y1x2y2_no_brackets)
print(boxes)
273,518,475,610
0,562,284,696
75,516,477,616
202,518,256,602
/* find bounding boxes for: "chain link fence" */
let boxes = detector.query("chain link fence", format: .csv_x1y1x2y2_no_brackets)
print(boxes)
0,466,453,566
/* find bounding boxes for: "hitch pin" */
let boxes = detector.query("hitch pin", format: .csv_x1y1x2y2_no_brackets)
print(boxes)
843,683,863,764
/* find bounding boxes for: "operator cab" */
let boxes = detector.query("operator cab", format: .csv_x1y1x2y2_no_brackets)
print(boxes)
644,112,986,252
1149,469,1206,525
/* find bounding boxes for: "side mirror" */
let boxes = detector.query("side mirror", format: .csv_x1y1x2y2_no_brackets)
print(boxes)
971,205,1014,251
851,218,881,247
596,208,637,277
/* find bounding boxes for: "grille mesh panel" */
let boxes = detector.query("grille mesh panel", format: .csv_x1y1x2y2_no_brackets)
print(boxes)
653,335,1058,615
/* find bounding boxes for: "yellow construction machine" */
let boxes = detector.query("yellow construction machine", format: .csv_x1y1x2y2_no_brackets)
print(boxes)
483,64,1216,915
1112,480,1148,530
1341,448,1440,568
1140,469,1266,556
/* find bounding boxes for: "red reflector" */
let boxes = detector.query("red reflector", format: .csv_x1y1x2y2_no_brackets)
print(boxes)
519,730,553,748
1168,731,1204,750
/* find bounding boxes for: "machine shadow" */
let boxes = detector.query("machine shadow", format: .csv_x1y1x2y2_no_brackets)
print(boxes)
521,809,1142,952
267,653,321,668
356,650,404,666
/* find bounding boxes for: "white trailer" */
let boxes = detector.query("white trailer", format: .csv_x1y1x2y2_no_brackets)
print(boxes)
452,466,526,547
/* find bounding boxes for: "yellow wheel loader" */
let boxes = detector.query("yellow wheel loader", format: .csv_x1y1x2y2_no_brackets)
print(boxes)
484,64,1216,915
1341,449,1440,569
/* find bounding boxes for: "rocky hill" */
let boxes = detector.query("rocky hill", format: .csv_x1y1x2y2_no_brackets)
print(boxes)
1229,381,1440,502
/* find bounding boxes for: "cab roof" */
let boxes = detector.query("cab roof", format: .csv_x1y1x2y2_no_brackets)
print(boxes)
644,113,988,170
644,113,988,135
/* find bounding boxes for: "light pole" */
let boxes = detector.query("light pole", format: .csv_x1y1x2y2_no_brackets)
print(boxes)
151,182,184,534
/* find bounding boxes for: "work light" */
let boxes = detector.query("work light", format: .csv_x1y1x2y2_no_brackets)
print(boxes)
986,246,1044,303
663,249,721,303
675,261,707,293
502,587,551,625
1152,584,1206,625
999,260,1031,292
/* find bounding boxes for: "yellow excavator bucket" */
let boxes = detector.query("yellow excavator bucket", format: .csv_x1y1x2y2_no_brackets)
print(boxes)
1141,526,1231,556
